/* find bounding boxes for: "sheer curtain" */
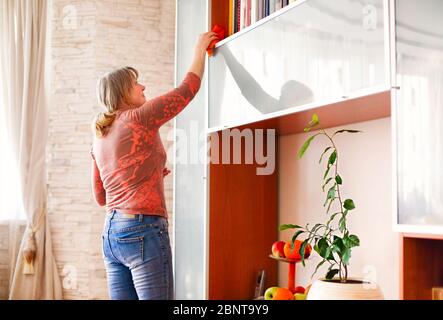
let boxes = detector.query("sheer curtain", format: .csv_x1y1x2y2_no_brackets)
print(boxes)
0,0,62,299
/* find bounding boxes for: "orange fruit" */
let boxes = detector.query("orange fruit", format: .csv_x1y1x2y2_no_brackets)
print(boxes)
273,287,294,300
284,241,312,260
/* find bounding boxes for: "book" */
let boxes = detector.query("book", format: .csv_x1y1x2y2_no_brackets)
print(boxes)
235,0,241,32
269,0,275,14
228,0,234,36
251,0,259,24
258,0,263,19
240,0,246,30
246,0,251,27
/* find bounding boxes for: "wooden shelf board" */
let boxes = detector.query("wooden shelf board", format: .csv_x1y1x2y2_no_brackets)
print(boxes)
222,90,391,136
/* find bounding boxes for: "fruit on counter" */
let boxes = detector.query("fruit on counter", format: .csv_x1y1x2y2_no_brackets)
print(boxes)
264,287,294,300
294,286,305,294
283,240,312,259
274,288,294,300
294,293,307,300
271,241,286,258
264,287,279,300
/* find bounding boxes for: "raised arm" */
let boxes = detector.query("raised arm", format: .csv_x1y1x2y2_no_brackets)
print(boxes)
135,31,218,128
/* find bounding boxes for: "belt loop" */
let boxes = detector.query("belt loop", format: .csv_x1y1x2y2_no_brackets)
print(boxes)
138,214,143,222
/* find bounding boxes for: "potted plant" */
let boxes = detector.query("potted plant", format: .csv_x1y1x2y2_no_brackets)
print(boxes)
280,114,383,300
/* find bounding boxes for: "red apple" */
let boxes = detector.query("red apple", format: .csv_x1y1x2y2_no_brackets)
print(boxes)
294,286,305,294
271,241,286,258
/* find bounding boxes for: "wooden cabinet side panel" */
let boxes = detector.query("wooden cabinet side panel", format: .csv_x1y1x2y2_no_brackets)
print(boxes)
208,131,278,299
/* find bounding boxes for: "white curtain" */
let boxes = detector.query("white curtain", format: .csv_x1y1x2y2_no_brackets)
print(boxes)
0,0,62,299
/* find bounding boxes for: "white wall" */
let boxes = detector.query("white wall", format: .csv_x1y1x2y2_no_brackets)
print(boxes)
277,117,399,299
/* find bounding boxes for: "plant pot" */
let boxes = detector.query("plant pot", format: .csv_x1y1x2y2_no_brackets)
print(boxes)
307,278,384,300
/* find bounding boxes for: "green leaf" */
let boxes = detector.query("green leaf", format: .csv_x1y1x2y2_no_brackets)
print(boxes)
309,223,323,235
297,134,320,159
325,268,340,280
327,186,336,200
304,127,311,133
291,230,305,248
322,177,333,192
333,129,362,137
326,197,335,213
335,175,342,185
279,224,302,231
316,238,330,260
323,164,332,180
343,199,355,210
324,185,336,207
342,248,351,265
339,216,346,233
328,150,337,166
343,234,360,248
330,244,340,254
324,246,332,260
319,147,332,164
333,236,345,253
308,113,320,127
300,239,310,266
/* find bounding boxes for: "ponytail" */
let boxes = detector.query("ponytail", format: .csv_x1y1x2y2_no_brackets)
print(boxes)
94,112,117,138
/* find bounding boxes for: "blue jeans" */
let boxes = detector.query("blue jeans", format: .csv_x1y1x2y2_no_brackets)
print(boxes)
102,210,173,300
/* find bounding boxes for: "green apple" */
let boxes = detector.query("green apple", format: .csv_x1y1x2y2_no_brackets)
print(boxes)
264,287,279,300
294,293,307,300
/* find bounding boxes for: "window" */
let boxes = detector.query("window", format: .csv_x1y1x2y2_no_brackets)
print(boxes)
0,61,26,221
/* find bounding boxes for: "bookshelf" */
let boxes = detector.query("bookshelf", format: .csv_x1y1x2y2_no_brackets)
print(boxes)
174,0,442,300
205,0,390,300
210,0,298,41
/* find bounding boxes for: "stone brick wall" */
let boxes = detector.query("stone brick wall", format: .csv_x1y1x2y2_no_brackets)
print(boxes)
47,0,176,300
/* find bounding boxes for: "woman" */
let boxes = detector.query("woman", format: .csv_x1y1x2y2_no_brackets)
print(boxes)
90,31,218,300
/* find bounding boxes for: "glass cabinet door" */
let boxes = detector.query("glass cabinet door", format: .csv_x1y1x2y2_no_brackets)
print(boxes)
209,0,388,129
175,0,207,299
395,0,443,227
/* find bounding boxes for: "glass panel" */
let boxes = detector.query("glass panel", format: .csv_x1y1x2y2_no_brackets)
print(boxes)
175,0,207,299
396,0,443,226
209,0,387,128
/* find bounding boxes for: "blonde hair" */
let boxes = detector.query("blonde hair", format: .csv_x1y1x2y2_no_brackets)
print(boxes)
94,66,139,138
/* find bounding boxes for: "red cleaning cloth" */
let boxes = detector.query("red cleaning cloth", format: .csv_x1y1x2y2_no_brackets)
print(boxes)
207,24,226,57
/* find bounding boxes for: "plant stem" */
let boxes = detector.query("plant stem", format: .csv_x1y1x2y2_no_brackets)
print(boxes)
323,130,350,282
323,130,344,218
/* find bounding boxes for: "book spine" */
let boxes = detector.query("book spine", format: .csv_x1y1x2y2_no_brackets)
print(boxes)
240,0,246,30
235,0,241,32
229,0,234,35
246,0,251,27
251,0,258,24
269,0,275,14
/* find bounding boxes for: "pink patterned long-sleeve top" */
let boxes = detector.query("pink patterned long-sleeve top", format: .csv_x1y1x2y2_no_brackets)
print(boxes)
91,72,201,217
